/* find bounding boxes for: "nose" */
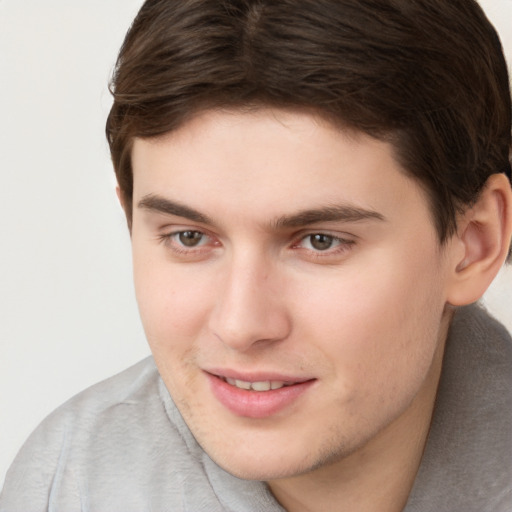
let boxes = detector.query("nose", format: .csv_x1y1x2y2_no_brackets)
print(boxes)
208,252,291,352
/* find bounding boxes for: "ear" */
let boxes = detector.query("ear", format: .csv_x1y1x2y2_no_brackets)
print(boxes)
446,173,512,306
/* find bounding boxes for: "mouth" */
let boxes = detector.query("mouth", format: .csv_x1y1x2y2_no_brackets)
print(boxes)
206,371,316,418
221,377,295,392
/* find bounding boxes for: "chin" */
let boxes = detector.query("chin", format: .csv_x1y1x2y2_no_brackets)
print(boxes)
214,455,307,481
201,433,338,482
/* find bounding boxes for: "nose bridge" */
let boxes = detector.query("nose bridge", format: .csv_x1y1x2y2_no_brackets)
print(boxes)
209,246,290,351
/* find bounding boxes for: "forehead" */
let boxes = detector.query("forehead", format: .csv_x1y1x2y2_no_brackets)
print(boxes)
131,108,432,230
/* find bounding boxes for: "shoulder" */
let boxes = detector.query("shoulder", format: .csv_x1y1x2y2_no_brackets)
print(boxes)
25,355,165,446
447,303,512,381
406,304,512,511
0,357,186,511
0,357,281,512
452,302,511,342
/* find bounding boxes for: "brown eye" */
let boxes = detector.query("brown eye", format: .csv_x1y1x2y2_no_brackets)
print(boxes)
309,234,335,251
178,231,204,247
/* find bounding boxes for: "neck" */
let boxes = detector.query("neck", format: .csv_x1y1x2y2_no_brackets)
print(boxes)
267,313,451,512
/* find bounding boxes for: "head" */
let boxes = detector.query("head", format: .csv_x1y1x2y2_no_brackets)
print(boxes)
105,0,512,486
107,0,511,242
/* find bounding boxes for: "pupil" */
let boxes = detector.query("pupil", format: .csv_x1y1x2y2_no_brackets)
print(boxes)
179,231,202,247
311,234,333,251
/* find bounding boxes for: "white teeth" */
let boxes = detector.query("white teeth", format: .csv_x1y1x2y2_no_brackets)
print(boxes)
235,379,252,390
251,381,271,391
224,378,287,391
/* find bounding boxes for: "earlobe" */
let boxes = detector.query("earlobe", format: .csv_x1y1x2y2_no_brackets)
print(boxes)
447,173,512,306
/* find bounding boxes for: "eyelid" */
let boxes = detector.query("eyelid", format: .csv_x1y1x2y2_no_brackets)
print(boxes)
292,228,356,244
158,225,221,256
157,222,215,238
290,230,357,259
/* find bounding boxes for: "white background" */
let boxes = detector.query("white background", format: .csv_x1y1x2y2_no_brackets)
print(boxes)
0,0,511,488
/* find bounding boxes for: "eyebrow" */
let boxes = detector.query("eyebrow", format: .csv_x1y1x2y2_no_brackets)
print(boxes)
272,205,386,228
138,194,213,224
138,194,386,228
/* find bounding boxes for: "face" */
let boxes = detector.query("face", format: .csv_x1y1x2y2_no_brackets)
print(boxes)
130,109,455,481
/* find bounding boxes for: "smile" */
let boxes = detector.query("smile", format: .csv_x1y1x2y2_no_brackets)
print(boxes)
207,372,316,418
223,377,291,391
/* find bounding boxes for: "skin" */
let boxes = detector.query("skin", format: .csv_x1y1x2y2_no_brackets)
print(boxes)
130,108,462,512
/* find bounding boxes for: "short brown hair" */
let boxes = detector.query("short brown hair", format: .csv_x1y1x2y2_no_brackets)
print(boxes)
106,0,511,241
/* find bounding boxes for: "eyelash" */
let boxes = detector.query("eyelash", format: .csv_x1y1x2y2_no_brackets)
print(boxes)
158,230,217,256
293,233,355,259
157,229,356,260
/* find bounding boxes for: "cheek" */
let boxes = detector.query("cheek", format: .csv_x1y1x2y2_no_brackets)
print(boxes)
133,258,213,406
295,248,446,399
132,250,214,350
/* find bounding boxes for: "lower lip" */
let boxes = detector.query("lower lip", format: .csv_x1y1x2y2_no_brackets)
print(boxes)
206,373,315,419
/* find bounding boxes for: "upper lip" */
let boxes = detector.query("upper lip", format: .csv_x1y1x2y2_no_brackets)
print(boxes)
205,368,315,384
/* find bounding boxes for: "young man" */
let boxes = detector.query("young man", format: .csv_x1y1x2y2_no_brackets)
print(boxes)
1,0,511,510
